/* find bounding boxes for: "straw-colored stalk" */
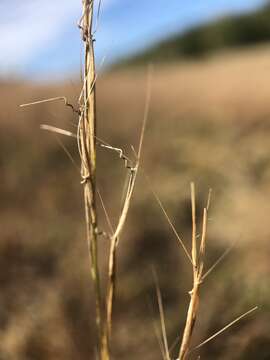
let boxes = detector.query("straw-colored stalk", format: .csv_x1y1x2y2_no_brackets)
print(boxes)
78,4,151,353
78,1,108,359
104,67,151,343
178,183,208,359
176,185,258,359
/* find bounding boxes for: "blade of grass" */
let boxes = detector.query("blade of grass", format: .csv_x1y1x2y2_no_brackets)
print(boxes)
146,175,192,264
20,96,80,115
190,306,258,353
97,188,114,236
40,124,77,138
191,182,197,268
202,242,235,281
152,268,170,360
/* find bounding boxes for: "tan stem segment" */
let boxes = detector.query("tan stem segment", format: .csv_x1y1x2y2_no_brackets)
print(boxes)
178,281,200,359
80,1,109,359
178,184,203,360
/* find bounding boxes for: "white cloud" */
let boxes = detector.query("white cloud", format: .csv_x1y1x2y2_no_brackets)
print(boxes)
0,0,116,75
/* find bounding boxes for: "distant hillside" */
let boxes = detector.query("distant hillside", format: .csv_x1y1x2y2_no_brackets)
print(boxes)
120,2,270,66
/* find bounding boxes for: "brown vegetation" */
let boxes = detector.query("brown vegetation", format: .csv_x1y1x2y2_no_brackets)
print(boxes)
1,45,270,359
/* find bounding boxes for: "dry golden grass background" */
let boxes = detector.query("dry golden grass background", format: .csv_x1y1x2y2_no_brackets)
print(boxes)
1,45,270,359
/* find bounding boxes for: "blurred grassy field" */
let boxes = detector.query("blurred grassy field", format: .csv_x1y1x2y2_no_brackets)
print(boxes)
1,45,270,359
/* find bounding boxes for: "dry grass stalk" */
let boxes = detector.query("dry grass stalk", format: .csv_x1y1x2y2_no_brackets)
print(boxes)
104,66,152,343
178,183,207,360
18,3,105,353
78,1,107,358
176,185,257,360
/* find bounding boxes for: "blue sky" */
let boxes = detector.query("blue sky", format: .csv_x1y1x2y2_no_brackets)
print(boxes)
0,0,266,79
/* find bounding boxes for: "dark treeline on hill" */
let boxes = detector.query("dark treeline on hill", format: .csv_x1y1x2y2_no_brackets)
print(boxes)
120,2,270,66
